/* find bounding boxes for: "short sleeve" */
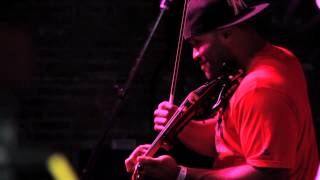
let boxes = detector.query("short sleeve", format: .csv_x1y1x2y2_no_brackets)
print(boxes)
234,87,298,169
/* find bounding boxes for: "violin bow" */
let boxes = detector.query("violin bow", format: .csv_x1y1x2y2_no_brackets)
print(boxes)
169,0,190,104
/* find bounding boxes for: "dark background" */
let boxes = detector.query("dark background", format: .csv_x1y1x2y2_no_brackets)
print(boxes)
0,0,319,179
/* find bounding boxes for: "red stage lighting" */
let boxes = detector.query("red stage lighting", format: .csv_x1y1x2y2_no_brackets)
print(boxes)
316,0,320,10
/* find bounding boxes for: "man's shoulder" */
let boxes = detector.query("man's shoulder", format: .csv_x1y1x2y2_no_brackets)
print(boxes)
235,69,281,96
230,69,292,107
256,43,297,61
238,43,305,96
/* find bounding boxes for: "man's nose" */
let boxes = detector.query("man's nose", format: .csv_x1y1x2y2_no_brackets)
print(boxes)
193,48,201,61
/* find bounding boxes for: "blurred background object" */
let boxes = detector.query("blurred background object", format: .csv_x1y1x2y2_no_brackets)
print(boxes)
47,153,78,180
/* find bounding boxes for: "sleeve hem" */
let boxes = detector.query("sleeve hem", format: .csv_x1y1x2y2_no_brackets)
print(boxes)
247,159,292,169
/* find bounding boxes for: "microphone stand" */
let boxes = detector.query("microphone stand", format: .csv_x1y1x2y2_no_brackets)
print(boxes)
80,0,174,179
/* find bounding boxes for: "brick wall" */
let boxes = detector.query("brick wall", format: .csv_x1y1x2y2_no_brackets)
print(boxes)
0,0,205,179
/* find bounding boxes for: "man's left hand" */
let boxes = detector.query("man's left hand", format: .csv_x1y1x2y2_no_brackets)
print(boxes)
134,155,180,180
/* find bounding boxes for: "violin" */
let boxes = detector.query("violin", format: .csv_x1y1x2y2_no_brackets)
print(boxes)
132,69,244,180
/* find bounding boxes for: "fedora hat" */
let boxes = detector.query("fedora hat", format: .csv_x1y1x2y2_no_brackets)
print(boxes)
183,0,270,40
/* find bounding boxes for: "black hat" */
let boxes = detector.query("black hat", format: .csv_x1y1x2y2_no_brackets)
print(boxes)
183,0,269,40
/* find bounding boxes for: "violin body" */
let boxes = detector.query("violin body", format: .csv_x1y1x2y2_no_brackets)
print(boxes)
131,69,244,180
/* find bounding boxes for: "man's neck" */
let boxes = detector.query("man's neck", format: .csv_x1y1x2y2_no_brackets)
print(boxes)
240,31,267,71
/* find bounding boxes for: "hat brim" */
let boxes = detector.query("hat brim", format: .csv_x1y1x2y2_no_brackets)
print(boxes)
216,3,270,30
184,3,270,40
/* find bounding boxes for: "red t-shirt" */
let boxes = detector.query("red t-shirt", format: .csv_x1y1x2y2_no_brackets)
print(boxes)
213,43,319,179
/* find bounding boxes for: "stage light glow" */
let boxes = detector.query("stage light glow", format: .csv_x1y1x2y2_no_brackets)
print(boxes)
47,153,79,180
316,0,320,10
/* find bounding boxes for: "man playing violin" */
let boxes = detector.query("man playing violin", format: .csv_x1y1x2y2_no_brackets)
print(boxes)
125,0,319,179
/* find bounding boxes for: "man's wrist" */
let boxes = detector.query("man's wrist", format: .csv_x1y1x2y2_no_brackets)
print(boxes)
177,165,187,180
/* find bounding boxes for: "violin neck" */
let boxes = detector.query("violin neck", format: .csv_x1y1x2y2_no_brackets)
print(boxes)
144,70,244,157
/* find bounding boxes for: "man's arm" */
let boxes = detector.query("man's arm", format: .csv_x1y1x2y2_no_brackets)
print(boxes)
178,117,217,157
126,150,289,180
186,164,290,180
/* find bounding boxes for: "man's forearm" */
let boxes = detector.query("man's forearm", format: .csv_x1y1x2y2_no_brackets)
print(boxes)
185,164,290,180
178,118,217,157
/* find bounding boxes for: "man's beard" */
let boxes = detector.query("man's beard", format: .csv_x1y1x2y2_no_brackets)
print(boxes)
208,58,240,80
